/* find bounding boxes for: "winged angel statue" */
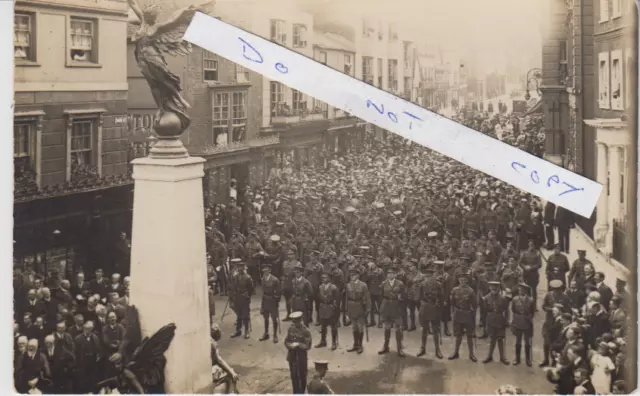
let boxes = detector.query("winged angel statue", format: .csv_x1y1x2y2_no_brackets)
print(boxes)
128,0,215,135
98,305,176,394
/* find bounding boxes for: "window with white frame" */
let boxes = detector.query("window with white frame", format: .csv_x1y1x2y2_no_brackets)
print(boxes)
600,0,609,22
318,51,327,65
293,24,307,47
69,18,96,63
231,92,246,142
292,89,306,111
362,56,373,83
362,20,373,37
625,49,633,108
203,50,218,82
403,42,411,68
270,81,285,116
270,20,286,44
235,64,249,83
344,54,352,75
610,50,623,110
14,12,34,61
388,59,398,91
598,52,610,109
70,119,93,166
388,25,398,41
377,58,383,87
213,92,230,146
612,0,622,17
14,122,32,173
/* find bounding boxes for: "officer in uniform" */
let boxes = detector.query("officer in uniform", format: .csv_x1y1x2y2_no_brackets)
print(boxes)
378,267,406,357
366,262,384,327
449,272,477,362
304,252,324,325
327,262,345,327
229,259,254,339
518,239,542,308
417,264,444,359
540,279,571,367
545,244,570,291
315,273,340,350
481,281,510,365
345,268,371,354
435,260,453,336
259,264,281,343
406,262,423,332
291,263,313,327
510,283,535,366
285,311,312,394
282,247,301,321
307,360,334,394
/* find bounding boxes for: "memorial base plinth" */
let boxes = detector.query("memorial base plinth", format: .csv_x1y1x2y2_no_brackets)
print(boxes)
129,156,213,394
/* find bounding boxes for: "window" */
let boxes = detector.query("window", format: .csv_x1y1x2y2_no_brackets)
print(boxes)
270,81,285,116
377,58,383,87
213,93,229,146
598,52,610,109
610,50,623,110
69,18,96,63
70,120,93,166
292,89,306,111
377,21,384,40
344,54,352,75
403,42,411,68
612,0,622,17
270,20,286,44
235,64,249,83
66,114,101,182
318,51,327,65
203,50,218,82
14,12,34,61
388,59,398,91
600,0,609,22
231,92,246,142
14,123,31,159
362,56,373,83
404,77,411,98
388,25,398,41
625,49,633,108
362,20,373,37
293,24,307,47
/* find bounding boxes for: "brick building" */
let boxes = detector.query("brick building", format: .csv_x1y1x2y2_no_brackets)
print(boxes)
13,0,133,277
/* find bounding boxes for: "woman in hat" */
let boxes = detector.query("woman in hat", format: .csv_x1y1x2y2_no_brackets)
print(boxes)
589,341,616,394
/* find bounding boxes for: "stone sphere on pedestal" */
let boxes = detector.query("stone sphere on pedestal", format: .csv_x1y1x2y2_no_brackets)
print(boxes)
154,111,184,137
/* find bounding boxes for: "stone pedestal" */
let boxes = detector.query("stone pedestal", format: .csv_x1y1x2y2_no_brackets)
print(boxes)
129,155,213,394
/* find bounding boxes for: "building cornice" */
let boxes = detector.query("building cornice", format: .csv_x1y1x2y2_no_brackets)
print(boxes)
16,0,128,16
583,118,628,129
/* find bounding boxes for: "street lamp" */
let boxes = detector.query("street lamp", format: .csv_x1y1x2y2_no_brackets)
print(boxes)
524,68,542,101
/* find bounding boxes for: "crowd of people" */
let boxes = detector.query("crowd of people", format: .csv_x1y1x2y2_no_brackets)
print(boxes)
11,103,632,394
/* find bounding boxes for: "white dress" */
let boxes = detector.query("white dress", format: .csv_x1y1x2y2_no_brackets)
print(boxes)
590,352,615,394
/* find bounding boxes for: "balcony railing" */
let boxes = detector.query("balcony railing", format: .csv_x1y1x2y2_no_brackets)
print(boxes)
14,174,134,203
271,105,327,125
612,218,632,267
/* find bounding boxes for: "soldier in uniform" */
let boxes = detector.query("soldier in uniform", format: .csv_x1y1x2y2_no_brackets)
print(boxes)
345,268,371,354
540,279,571,367
229,259,254,339
481,281,510,365
291,264,313,327
378,267,406,357
406,262,423,332
545,244,570,291
285,311,312,394
417,264,444,359
305,252,324,325
327,262,346,327
518,239,542,308
282,247,301,321
449,272,477,362
315,273,340,350
307,360,334,394
510,283,535,367
366,262,384,328
259,264,281,343
434,260,453,336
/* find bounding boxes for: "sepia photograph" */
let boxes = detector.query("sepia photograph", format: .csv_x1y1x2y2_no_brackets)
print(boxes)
10,0,638,394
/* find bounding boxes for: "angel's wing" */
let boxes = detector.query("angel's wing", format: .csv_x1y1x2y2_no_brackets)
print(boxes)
119,305,143,361
152,1,215,57
126,323,177,388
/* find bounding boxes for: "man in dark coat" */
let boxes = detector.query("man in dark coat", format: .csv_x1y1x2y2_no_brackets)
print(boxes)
416,264,443,359
17,339,51,394
554,206,575,253
259,264,281,343
540,279,571,367
307,360,334,394
73,321,103,393
43,334,75,393
315,273,341,350
545,244,570,291
229,259,255,339
378,267,406,357
595,271,614,311
285,311,312,394
543,201,556,249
